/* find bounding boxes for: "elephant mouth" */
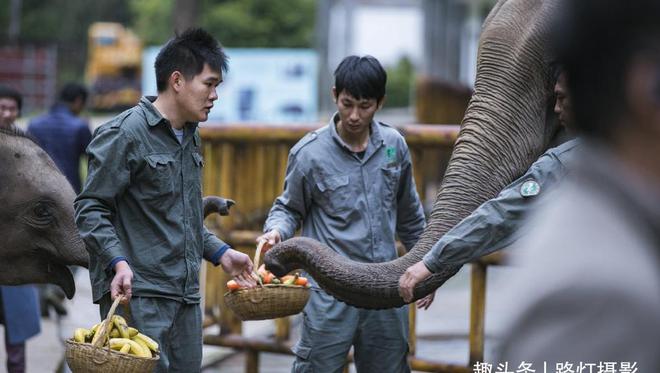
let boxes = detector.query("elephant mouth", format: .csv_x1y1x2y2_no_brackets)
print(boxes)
48,261,76,299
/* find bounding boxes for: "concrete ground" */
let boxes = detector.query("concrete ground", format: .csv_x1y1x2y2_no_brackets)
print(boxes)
0,264,514,373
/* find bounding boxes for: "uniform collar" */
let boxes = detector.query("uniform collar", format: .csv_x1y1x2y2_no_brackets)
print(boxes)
140,96,166,127
328,112,384,152
140,96,199,131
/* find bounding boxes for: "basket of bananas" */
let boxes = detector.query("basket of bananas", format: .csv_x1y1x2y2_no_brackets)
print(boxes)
224,241,311,321
65,296,159,373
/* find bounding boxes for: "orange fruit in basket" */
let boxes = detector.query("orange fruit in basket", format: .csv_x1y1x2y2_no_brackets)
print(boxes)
295,277,308,286
257,264,274,284
226,280,240,291
281,275,295,285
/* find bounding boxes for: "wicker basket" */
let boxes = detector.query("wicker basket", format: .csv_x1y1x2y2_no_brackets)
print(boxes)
65,296,159,373
223,241,310,320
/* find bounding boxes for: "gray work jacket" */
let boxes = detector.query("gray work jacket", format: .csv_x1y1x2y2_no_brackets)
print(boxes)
264,114,425,277
75,97,227,303
423,138,581,272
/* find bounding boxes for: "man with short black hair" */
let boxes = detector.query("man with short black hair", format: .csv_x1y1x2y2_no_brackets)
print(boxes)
75,28,255,372
258,55,426,372
28,82,91,192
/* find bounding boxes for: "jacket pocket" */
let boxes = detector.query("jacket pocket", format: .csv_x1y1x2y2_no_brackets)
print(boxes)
292,343,313,373
142,153,176,198
315,174,351,213
381,166,401,208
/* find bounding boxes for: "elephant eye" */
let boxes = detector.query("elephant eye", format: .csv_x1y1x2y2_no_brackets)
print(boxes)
32,203,54,224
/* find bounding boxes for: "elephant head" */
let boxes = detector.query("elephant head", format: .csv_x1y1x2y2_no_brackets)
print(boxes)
0,128,89,299
265,0,562,309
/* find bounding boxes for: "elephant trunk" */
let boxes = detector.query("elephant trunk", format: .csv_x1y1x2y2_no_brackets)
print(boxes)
65,235,90,268
266,0,560,309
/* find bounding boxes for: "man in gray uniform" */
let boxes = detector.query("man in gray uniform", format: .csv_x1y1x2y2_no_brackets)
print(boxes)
258,55,426,373
75,29,254,373
399,69,578,304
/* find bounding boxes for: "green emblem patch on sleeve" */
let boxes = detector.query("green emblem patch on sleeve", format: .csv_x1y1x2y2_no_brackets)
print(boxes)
520,179,541,197
385,147,397,164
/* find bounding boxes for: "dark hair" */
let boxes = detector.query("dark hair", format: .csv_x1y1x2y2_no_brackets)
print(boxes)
548,61,565,84
155,28,228,92
334,55,387,102
59,82,88,104
0,85,22,113
554,0,660,141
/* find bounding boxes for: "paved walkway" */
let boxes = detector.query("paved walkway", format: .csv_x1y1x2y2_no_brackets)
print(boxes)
0,264,513,373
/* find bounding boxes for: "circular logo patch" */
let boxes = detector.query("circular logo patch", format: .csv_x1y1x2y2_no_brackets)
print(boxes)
520,180,541,197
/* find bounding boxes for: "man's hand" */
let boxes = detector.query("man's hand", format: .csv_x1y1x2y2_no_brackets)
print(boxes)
256,229,281,252
416,292,435,310
111,261,133,304
220,248,256,288
398,260,433,303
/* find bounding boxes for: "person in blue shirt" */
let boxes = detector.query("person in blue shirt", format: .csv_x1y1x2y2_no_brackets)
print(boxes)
399,68,578,305
28,82,92,193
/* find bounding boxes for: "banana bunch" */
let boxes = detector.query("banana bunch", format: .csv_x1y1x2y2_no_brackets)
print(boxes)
72,315,159,358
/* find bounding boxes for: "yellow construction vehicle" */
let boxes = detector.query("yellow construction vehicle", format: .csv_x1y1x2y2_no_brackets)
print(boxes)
85,22,142,111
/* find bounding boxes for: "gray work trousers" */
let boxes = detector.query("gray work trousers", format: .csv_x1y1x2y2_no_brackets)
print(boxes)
292,289,410,373
100,295,202,373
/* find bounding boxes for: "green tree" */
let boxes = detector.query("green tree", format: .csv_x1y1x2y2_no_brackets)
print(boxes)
126,0,315,47
385,56,415,108
1,0,131,43
128,0,173,45
200,0,315,48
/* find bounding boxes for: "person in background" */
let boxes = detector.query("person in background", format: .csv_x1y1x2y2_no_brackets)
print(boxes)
28,82,92,193
0,85,41,373
0,85,22,131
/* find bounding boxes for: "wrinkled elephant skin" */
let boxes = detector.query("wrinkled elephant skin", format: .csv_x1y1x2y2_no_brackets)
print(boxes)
0,129,89,298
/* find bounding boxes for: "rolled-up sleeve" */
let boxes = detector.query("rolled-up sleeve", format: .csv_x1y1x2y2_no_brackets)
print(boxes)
423,155,567,273
74,126,131,271
396,147,426,250
264,152,310,241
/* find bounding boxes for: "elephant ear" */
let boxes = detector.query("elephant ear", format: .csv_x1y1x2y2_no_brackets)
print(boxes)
265,0,561,309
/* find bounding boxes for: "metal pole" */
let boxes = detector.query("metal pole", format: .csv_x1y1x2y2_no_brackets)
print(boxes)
173,0,198,34
8,0,22,43
315,0,334,117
